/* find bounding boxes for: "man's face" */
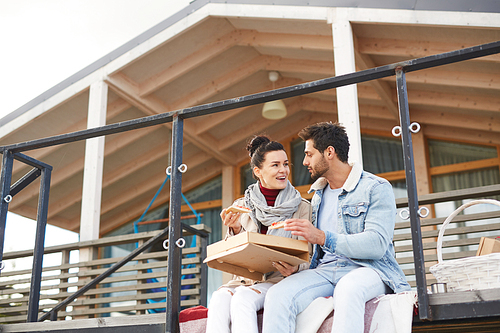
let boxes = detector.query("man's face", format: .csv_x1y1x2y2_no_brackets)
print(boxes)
303,140,329,181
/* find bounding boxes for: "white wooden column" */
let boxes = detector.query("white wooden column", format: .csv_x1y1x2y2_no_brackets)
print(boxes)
331,15,363,166
80,81,108,261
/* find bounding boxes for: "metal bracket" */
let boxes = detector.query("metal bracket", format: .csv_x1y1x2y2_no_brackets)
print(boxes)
175,238,186,248
162,237,186,249
392,122,421,137
3,195,12,203
399,206,430,219
166,164,188,175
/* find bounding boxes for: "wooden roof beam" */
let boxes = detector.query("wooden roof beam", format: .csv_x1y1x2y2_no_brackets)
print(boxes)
357,37,500,63
46,143,173,217
194,76,304,135
106,73,237,165
139,29,258,97
11,98,132,175
93,152,213,220
319,84,500,114
238,31,333,52
9,126,155,210
408,89,500,113
264,56,335,75
169,55,267,110
217,97,307,151
353,35,399,120
384,69,500,91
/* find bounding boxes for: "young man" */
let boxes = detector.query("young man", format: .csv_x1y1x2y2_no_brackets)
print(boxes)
262,122,410,333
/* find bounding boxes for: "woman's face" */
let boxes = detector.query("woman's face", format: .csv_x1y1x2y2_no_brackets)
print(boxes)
254,150,290,190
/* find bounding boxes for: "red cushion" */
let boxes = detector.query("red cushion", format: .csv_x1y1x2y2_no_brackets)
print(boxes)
179,305,208,323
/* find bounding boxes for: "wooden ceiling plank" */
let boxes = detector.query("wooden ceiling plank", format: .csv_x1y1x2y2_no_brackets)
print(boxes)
97,153,214,220
106,73,171,116
383,69,500,91
411,108,500,133
11,98,132,175
139,29,257,97
300,97,337,113
98,162,222,235
217,98,306,151
9,128,153,210
353,36,399,119
238,32,333,52
330,83,500,113
357,37,500,63
47,143,172,217
424,124,500,145
408,89,500,113
169,55,267,110
195,106,251,135
107,73,236,165
194,77,304,135
265,56,335,75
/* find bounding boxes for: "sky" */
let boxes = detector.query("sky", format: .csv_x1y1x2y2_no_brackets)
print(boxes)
0,0,192,266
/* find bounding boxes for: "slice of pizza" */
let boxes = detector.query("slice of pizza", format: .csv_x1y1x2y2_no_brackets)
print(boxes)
268,221,286,229
226,205,251,214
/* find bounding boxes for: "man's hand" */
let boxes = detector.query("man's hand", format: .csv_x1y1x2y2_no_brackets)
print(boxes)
284,218,325,246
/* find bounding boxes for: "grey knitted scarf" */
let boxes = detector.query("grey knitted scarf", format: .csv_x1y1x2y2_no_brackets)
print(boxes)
244,180,302,238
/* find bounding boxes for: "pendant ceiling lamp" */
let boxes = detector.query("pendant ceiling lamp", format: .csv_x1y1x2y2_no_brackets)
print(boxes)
262,71,287,120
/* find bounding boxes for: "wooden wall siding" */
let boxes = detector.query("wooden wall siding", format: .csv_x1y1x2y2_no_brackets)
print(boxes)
0,226,210,324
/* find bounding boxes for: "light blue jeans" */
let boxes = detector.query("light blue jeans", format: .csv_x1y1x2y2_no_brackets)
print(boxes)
262,259,389,333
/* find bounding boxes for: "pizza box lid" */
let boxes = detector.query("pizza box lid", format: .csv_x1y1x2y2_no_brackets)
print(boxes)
203,232,309,280
206,232,308,258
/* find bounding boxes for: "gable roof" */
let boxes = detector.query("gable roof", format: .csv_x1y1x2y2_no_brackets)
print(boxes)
1,1,499,234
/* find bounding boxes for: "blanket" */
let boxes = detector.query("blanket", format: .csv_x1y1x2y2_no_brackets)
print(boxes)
179,292,418,333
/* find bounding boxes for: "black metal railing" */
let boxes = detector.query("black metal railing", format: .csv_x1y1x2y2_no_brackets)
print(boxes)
0,40,499,332
36,222,209,322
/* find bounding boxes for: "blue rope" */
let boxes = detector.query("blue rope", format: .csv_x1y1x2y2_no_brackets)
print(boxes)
130,171,203,312
133,174,171,236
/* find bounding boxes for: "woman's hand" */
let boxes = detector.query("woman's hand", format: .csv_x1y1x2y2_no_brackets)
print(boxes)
284,219,325,246
221,209,242,234
272,261,299,277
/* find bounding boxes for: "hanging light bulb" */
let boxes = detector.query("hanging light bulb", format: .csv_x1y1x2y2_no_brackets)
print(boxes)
262,71,287,120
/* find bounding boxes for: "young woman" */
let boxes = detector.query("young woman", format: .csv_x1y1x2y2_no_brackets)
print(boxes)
206,135,311,333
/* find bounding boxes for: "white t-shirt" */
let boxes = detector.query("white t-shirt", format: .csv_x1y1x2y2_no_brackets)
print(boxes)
317,185,346,265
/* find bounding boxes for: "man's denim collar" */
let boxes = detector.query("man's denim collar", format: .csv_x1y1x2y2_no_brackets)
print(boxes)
308,161,362,194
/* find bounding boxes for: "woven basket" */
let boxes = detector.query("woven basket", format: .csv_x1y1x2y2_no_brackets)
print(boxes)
429,199,500,292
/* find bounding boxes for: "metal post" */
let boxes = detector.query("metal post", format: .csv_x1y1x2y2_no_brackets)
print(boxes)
395,68,431,320
26,166,52,322
199,234,208,307
0,150,14,273
166,114,184,333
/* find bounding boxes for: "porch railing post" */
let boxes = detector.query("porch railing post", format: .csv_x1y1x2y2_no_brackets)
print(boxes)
0,150,14,274
166,114,184,333
27,165,52,322
395,68,431,320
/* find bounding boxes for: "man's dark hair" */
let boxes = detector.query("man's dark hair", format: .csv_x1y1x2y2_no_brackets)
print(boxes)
298,122,350,163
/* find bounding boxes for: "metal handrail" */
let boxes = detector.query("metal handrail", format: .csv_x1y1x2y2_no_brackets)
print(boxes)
0,40,499,330
38,223,209,322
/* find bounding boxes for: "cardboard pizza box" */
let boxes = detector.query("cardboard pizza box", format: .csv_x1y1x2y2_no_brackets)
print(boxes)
204,232,309,280
476,236,500,256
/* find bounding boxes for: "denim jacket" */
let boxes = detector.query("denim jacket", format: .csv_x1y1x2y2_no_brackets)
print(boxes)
308,162,411,293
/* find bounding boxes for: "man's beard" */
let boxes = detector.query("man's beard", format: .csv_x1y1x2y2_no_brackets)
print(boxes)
310,156,329,182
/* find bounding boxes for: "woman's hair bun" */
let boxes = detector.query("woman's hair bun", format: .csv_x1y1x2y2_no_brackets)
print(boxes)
246,135,270,157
